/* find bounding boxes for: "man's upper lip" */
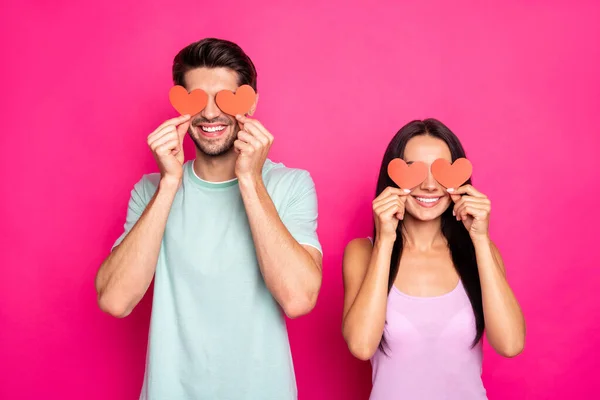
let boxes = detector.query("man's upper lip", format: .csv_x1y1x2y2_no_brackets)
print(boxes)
197,123,227,127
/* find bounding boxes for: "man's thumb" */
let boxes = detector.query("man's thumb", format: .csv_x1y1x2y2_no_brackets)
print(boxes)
177,120,191,139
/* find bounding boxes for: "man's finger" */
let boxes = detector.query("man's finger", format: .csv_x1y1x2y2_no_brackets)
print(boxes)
150,130,178,150
240,121,269,144
156,139,180,156
153,114,190,134
235,114,253,125
237,130,262,149
243,118,273,141
234,139,253,153
148,124,177,144
177,120,191,140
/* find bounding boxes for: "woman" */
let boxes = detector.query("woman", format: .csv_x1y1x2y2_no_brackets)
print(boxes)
342,119,525,399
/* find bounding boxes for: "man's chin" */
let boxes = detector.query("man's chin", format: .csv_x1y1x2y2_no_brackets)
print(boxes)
189,124,239,157
191,138,235,157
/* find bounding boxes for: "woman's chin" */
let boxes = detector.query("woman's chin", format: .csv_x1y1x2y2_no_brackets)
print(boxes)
405,207,448,222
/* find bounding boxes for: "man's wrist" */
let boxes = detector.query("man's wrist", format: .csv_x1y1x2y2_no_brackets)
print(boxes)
159,176,181,194
238,173,263,192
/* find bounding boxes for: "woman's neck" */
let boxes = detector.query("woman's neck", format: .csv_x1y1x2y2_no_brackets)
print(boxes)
401,214,447,251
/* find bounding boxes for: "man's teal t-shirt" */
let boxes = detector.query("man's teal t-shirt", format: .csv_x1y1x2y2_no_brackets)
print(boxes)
112,159,322,400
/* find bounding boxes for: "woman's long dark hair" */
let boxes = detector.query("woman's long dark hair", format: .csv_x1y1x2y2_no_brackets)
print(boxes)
374,118,484,353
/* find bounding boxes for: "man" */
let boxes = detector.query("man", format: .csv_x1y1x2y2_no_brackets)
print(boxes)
95,38,323,399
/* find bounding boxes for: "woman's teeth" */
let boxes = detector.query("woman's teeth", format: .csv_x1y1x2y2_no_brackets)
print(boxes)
201,126,225,133
416,197,439,203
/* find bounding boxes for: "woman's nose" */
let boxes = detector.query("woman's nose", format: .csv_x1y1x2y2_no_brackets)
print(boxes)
420,169,438,191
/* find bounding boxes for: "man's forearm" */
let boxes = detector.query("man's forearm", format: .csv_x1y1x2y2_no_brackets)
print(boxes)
95,178,179,317
239,176,322,318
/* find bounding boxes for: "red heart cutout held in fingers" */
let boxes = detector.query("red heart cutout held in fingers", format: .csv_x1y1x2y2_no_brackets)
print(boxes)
169,85,208,116
215,85,256,116
387,159,428,190
431,158,473,189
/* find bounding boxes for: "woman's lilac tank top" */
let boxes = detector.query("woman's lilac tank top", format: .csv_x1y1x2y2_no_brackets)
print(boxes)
367,239,487,399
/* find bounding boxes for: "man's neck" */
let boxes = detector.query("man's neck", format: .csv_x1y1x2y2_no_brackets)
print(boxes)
192,150,238,182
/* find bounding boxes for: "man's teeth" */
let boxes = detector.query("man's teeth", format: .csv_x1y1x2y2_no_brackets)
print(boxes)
416,197,439,203
201,126,225,133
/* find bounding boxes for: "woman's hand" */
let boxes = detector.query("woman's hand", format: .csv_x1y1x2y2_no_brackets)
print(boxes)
373,187,410,241
450,185,491,240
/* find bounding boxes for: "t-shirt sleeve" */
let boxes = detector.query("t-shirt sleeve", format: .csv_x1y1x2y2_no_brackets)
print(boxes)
111,177,149,250
281,170,322,255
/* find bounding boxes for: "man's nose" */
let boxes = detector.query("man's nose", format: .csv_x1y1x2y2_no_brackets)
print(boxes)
201,96,221,120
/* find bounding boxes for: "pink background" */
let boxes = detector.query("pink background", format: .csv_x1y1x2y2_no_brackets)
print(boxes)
1,0,599,399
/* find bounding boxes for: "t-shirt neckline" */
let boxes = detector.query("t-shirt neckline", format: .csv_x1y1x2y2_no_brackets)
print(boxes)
187,161,239,189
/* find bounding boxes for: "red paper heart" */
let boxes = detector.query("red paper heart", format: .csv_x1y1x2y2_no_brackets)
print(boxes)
169,85,208,116
431,158,473,189
215,85,256,116
387,159,428,190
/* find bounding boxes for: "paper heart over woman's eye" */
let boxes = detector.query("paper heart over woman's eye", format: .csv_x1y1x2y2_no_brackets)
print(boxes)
169,85,208,116
431,158,473,189
387,159,428,190
215,85,256,116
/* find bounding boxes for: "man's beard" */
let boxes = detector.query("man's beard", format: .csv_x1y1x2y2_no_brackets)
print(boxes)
190,121,239,157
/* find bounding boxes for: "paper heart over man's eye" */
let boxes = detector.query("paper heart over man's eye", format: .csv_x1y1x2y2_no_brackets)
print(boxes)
387,159,428,190
431,158,473,189
169,85,208,116
215,85,256,116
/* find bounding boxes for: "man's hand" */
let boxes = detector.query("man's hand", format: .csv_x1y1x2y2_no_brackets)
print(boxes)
234,114,273,182
147,114,191,184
